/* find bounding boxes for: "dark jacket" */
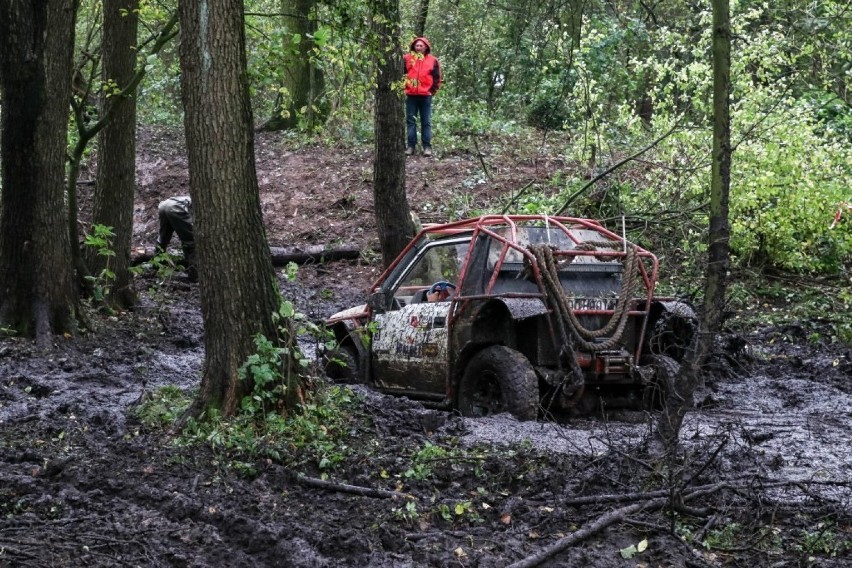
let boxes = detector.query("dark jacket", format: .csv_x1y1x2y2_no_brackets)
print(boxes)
404,37,442,96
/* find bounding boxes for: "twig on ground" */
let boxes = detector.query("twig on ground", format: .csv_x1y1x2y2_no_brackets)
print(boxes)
692,513,718,544
508,496,671,568
294,473,415,500
511,481,735,568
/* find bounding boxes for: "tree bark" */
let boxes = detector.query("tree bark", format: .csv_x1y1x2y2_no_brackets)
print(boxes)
178,0,286,417
261,0,327,131
0,0,80,341
413,0,429,37
656,0,731,452
87,0,140,309
370,0,416,268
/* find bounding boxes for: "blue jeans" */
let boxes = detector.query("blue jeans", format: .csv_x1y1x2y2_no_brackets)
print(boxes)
406,95,432,149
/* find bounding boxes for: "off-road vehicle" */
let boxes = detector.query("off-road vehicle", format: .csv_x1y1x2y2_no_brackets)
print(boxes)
322,215,695,420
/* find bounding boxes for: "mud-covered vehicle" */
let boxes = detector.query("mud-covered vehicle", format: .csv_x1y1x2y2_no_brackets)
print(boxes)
322,215,696,420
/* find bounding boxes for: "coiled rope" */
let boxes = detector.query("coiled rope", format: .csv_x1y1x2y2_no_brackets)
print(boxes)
530,241,639,353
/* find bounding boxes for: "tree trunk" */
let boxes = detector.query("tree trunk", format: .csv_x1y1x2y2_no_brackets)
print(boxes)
261,0,327,131
414,0,429,37
178,0,290,417
0,0,80,342
656,0,731,452
370,0,416,268
87,0,140,309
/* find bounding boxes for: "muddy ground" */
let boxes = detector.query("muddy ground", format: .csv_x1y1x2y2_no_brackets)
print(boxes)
1,128,851,567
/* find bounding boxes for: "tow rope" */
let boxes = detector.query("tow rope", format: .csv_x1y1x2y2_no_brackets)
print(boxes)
530,241,639,353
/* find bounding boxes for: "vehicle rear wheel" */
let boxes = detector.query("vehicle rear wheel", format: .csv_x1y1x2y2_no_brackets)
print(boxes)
458,345,539,420
323,343,361,383
641,354,680,410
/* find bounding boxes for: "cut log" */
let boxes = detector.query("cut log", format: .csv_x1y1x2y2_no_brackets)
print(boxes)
131,243,361,267
269,244,361,265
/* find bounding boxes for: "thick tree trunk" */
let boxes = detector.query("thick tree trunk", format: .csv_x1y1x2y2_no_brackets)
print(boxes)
261,0,326,131
178,0,287,417
0,0,80,341
88,0,140,309
656,0,731,452
371,0,416,268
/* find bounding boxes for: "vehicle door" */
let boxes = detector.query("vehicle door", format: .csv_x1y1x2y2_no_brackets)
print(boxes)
371,237,469,395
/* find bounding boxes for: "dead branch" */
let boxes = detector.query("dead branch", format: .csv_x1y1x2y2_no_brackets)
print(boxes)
131,243,361,267
508,496,671,568
268,244,361,265
511,480,735,568
562,488,670,506
554,120,683,216
294,474,415,500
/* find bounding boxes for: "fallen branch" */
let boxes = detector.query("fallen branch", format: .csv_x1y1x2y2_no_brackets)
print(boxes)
294,473,415,501
510,481,734,568
562,488,670,506
269,244,361,265
131,243,361,267
508,496,671,568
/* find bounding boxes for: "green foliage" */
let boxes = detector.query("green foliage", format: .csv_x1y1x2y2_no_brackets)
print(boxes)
83,224,117,307
432,499,480,526
165,287,357,470
726,274,852,345
392,500,419,524
702,522,744,550
527,74,574,130
179,383,358,471
134,385,192,429
796,521,851,557
404,441,448,480
147,249,183,284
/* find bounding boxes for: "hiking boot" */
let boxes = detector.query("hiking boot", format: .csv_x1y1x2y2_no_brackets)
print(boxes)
422,147,432,157
405,146,415,156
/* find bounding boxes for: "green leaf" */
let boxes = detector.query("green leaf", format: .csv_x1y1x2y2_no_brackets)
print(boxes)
619,544,637,559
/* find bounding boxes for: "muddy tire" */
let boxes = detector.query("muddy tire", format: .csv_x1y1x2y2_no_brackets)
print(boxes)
646,302,698,362
641,354,680,410
458,346,539,420
323,343,361,383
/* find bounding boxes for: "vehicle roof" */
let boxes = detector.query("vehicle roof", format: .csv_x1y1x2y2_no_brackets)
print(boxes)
419,215,625,246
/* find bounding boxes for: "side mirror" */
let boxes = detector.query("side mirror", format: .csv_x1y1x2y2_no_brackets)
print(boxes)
367,290,392,313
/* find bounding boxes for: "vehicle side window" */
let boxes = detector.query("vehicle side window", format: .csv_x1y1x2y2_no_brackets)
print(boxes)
393,242,467,306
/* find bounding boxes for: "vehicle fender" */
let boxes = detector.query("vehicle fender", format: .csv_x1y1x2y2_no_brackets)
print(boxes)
450,297,548,397
491,297,550,320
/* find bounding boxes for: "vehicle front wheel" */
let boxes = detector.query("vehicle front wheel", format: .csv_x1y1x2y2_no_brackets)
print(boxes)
323,343,362,383
457,346,539,420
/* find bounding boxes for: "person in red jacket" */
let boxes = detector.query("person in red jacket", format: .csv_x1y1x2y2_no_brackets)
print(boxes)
404,36,442,157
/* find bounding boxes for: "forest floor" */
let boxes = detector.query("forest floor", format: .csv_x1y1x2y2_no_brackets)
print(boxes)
1,127,851,567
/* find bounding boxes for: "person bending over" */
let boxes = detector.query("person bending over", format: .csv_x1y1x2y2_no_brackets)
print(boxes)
156,196,197,281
